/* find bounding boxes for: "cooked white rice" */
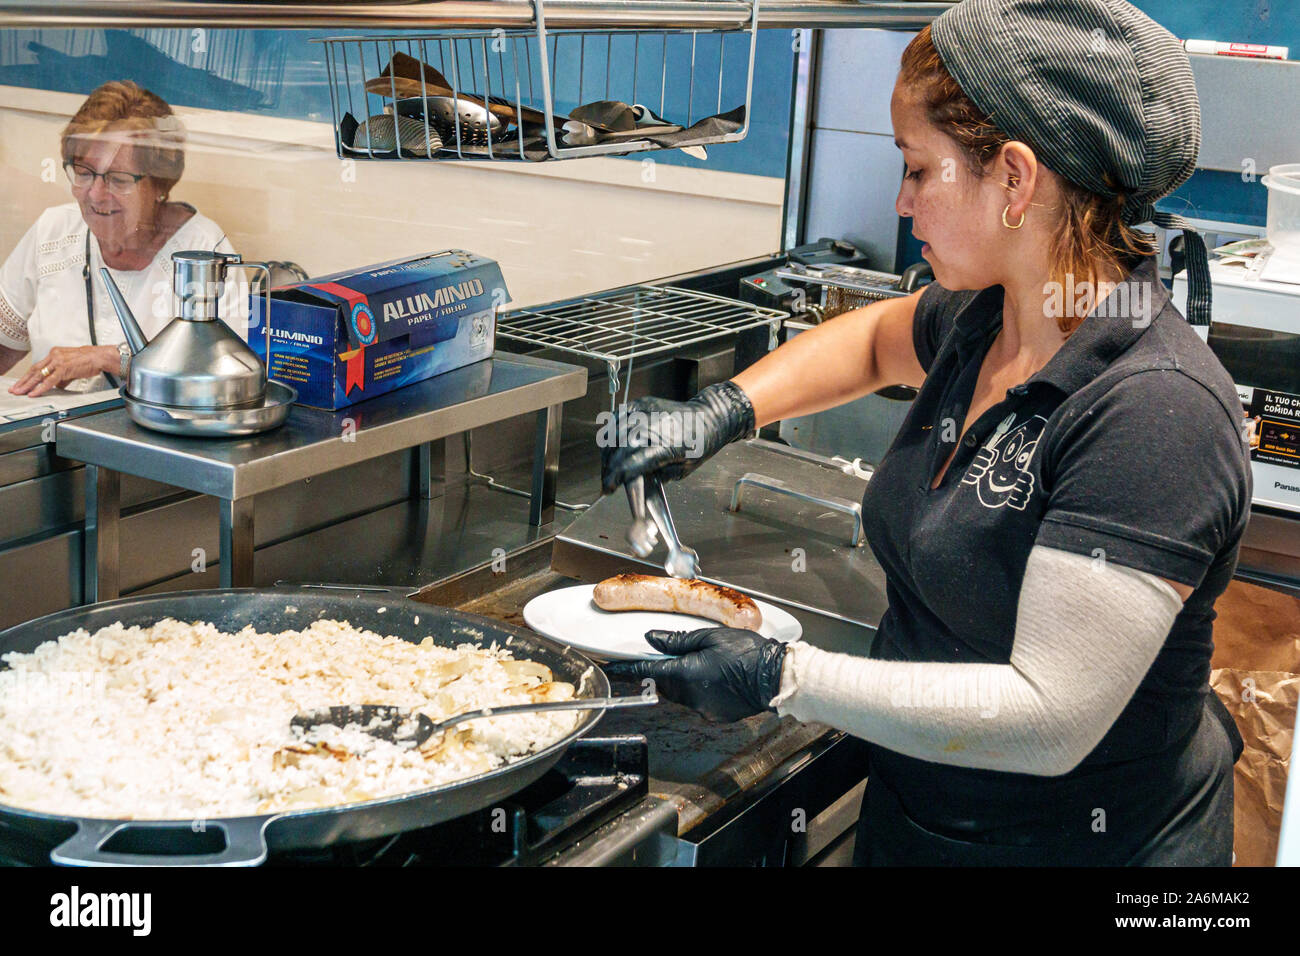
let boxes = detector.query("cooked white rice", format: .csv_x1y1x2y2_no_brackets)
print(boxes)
0,618,579,820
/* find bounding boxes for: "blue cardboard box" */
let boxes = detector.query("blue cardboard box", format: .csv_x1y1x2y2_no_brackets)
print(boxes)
249,249,506,409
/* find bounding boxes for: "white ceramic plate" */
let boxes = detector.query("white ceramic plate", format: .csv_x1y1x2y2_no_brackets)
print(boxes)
523,583,802,661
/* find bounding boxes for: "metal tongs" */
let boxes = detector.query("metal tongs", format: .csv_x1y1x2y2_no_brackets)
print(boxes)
625,474,700,579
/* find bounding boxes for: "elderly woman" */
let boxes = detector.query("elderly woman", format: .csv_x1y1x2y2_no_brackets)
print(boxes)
0,80,238,398
602,0,1251,866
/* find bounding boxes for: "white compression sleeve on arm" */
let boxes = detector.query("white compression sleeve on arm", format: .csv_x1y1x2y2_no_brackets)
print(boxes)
771,545,1184,776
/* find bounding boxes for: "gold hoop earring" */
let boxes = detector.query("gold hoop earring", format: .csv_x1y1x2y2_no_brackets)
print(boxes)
1002,205,1026,229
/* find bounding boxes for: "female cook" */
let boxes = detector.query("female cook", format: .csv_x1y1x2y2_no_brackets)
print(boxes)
602,0,1252,866
0,80,240,398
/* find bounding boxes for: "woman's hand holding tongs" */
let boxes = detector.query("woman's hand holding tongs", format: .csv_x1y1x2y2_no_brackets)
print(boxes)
599,381,757,493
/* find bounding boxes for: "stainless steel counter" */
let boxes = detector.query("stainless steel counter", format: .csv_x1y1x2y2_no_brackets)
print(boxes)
553,438,890,644
416,540,871,865
454,437,885,863
0,302,729,629
56,354,586,600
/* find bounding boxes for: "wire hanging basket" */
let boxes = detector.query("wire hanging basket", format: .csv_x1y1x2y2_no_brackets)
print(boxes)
312,0,759,162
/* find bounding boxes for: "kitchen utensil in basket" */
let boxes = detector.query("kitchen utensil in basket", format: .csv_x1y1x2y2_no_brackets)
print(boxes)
346,113,442,155
316,0,761,162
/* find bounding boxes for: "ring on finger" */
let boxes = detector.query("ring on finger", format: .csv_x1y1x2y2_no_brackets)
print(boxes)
40,366,51,377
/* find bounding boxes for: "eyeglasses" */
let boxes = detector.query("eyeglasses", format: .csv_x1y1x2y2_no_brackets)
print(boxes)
64,162,146,195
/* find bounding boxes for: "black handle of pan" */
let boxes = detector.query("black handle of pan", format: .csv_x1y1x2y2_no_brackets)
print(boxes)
50,816,273,867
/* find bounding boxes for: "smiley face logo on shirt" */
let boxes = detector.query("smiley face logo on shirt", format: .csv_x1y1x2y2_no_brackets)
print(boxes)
961,412,1048,510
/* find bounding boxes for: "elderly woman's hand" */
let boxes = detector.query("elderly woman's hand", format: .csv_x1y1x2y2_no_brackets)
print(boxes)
8,345,119,398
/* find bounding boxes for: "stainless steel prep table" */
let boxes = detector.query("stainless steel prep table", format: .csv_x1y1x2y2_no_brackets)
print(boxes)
56,353,586,600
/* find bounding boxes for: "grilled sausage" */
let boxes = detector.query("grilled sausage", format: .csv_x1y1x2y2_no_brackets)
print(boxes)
592,573,762,630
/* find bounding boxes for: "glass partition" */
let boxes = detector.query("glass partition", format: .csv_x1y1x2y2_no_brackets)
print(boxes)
0,26,796,432
0,24,803,634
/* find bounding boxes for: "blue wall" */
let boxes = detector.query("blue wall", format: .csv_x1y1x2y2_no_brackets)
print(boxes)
3,7,1287,231
1131,0,1300,51
0,27,794,178
1133,1,1297,229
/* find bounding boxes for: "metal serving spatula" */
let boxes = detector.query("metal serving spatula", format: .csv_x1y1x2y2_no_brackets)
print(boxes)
292,694,657,750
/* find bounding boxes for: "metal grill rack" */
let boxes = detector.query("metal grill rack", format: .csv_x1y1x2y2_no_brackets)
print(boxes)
312,0,759,162
497,285,784,406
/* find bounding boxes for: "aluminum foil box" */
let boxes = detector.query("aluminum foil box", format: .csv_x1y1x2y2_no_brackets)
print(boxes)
249,249,506,409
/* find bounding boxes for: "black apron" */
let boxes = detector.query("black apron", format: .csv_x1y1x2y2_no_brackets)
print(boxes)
847,262,1250,867
853,696,1237,866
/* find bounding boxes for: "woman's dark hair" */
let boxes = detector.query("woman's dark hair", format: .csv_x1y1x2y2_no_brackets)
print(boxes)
899,26,1155,331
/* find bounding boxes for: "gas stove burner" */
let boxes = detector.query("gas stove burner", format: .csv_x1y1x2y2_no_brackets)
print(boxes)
274,735,649,867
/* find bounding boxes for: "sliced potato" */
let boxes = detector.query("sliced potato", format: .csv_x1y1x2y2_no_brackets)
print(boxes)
420,726,472,759
501,659,552,683
528,681,575,703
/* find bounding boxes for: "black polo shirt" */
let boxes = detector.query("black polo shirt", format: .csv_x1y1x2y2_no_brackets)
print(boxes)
858,256,1252,848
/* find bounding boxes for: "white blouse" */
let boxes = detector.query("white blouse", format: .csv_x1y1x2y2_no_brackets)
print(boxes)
0,202,249,392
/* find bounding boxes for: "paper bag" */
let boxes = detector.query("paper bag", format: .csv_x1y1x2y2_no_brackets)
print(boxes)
1210,578,1300,866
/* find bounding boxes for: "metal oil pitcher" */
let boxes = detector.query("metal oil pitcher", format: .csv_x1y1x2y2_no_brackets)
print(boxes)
100,250,296,437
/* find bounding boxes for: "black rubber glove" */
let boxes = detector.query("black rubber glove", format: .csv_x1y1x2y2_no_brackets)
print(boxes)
600,380,756,493
605,627,787,723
